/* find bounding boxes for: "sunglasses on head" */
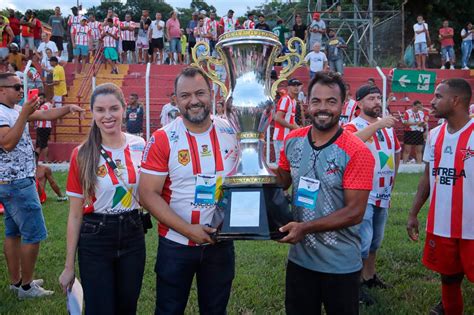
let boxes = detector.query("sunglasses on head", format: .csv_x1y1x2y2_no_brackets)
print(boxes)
1,84,23,91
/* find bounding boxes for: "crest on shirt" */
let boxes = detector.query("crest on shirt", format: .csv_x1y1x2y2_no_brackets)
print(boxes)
200,145,212,157
461,147,474,161
115,159,125,169
97,164,107,178
178,149,190,166
326,159,340,175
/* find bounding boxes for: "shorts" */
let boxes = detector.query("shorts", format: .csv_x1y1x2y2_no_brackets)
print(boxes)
136,36,149,49
21,36,35,50
441,45,455,61
53,95,63,108
34,39,41,49
151,37,164,50
73,44,89,57
404,130,424,145
13,35,21,45
359,204,388,259
422,232,474,282
36,127,51,149
0,47,9,59
170,38,181,53
104,47,118,61
414,42,428,55
122,40,136,52
0,177,48,244
274,140,284,164
50,35,64,51
91,39,99,51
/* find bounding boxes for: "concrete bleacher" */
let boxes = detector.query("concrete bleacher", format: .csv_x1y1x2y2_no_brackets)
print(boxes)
35,63,474,162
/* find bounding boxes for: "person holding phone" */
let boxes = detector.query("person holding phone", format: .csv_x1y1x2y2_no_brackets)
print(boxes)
59,83,146,315
0,72,83,299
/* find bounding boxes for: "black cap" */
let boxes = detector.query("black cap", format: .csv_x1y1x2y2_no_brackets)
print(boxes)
228,9,234,14
355,84,381,101
287,78,302,86
49,56,59,62
271,70,278,80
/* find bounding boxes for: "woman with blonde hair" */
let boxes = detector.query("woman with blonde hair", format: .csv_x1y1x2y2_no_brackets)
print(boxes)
59,83,146,315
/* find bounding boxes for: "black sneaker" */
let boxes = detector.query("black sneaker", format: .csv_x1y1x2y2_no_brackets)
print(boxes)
362,274,390,289
359,286,375,306
429,301,444,315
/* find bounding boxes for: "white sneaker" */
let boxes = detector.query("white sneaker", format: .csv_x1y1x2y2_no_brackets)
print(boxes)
462,67,470,70
440,66,445,69
9,279,44,293
450,65,455,70
18,281,54,299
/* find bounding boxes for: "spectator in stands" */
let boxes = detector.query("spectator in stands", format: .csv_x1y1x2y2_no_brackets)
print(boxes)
340,82,359,125
438,20,455,69
31,12,42,50
220,9,239,34
41,48,54,92
0,72,83,299
461,22,473,70
292,13,307,54
243,13,256,30
88,14,102,59
327,29,347,75
36,33,58,74
72,16,92,74
20,10,36,58
470,103,474,118
137,10,152,64
48,57,67,111
104,8,120,27
166,11,182,65
216,99,225,118
160,92,180,126
367,78,376,86
308,12,326,52
48,7,65,58
59,83,146,314
101,18,120,74
125,93,144,136
304,42,328,80
180,29,188,64
7,43,27,71
8,9,21,46
208,12,219,55
149,12,165,64
273,78,301,162
120,13,137,64
413,15,430,70
194,15,211,57
273,19,290,46
186,12,199,60
35,153,68,203
402,100,427,163
255,14,271,31
0,16,15,67
35,93,53,161
67,7,82,63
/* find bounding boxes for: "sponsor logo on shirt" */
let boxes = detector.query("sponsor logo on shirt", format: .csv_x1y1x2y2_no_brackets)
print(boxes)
142,135,155,162
115,159,125,169
326,159,340,175
461,147,474,161
178,149,190,166
433,167,466,185
219,127,235,135
97,164,107,178
169,131,179,142
129,144,144,152
200,145,212,157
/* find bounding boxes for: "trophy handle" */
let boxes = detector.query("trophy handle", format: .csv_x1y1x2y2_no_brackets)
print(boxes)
190,41,228,99
271,37,307,99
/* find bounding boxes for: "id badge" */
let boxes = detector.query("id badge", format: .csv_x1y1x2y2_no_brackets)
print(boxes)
294,176,320,210
194,174,217,205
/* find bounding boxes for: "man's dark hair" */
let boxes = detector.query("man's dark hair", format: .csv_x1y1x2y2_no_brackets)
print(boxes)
413,100,422,106
441,78,472,106
130,93,138,98
107,18,113,23
258,14,265,18
174,67,211,94
39,92,46,97
307,71,346,103
0,72,18,85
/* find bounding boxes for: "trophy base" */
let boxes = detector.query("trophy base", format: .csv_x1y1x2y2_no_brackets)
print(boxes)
211,183,293,240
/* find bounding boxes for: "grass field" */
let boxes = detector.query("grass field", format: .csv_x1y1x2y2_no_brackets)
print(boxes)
1,172,473,314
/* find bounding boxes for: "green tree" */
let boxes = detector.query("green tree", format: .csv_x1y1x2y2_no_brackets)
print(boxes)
176,0,218,29
33,9,55,24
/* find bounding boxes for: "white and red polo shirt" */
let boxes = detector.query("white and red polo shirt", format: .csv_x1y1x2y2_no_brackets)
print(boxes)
88,21,102,40
243,19,255,29
68,15,82,33
102,25,119,47
340,98,359,126
72,25,91,46
423,119,474,239
404,108,428,132
35,102,52,129
120,21,137,41
207,19,218,40
194,24,210,43
141,117,239,246
219,16,239,33
345,116,401,208
273,94,296,141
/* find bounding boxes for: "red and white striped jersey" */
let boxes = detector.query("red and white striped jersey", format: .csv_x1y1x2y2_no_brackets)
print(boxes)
273,94,296,141
88,21,102,40
243,19,255,29
194,24,210,43
339,99,359,126
404,108,428,132
141,117,238,246
68,15,82,33
207,19,218,39
35,102,52,128
120,21,137,41
345,116,401,208
102,25,119,47
219,16,239,33
423,119,474,239
104,16,120,27
72,25,91,46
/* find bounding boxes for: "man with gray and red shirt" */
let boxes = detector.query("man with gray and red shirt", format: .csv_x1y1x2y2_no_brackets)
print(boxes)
344,85,401,303
439,20,455,69
274,72,375,315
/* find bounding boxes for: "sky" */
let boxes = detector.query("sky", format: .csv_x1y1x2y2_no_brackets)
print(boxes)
4,0,259,17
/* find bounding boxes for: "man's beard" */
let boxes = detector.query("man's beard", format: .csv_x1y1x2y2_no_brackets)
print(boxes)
363,106,381,118
311,112,340,131
182,103,210,124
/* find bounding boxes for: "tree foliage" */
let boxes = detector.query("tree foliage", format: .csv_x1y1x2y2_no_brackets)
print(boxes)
176,0,218,29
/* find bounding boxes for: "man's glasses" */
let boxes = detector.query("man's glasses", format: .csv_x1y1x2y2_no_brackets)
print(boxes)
0,84,23,91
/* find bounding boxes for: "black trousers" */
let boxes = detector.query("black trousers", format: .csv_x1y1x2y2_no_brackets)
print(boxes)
285,260,360,315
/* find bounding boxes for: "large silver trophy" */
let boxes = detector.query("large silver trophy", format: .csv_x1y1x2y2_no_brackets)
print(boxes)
192,29,306,240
